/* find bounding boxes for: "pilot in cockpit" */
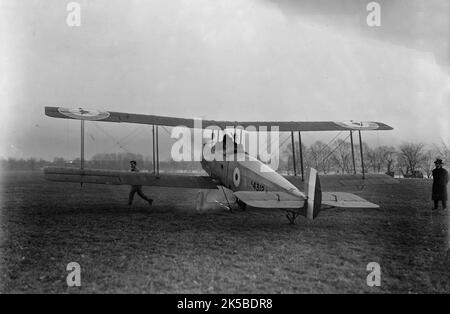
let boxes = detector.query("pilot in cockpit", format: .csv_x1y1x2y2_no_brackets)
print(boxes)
222,133,238,154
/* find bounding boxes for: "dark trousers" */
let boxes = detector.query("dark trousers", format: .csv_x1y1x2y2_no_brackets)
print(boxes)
128,185,151,204
434,200,447,209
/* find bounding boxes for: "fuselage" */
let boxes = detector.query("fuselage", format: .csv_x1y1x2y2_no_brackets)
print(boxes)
200,140,305,200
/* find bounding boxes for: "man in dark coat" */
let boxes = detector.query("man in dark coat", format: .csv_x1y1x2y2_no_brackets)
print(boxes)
432,159,448,210
128,160,153,206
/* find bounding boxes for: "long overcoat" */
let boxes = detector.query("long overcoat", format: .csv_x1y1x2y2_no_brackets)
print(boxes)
432,167,448,201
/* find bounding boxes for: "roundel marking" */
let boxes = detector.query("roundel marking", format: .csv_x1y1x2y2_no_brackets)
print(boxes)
58,107,110,121
335,121,379,130
233,167,241,188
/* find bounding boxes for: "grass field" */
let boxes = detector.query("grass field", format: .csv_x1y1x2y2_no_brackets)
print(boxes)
0,171,449,293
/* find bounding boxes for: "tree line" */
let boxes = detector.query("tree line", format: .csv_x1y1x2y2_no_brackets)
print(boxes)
1,141,448,178
0,153,203,173
281,140,448,178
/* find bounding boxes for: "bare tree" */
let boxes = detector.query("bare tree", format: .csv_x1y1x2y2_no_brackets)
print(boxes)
433,140,449,163
398,142,425,176
283,140,307,175
422,142,449,179
52,157,66,167
309,141,332,174
422,149,437,178
367,146,397,174
366,147,380,173
353,142,371,174
379,146,397,175
330,139,352,174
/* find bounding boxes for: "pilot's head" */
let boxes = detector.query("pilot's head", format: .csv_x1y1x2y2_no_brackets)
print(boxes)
222,133,235,151
130,160,137,169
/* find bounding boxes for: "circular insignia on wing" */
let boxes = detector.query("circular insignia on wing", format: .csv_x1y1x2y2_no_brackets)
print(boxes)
233,167,241,188
58,107,110,121
335,121,379,130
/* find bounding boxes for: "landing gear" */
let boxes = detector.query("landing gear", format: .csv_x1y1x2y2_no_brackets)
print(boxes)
286,211,300,225
236,199,247,211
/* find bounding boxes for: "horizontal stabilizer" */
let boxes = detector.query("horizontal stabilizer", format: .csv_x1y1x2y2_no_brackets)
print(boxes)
44,167,218,189
320,174,398,188
285,173,397,190
234,191,305,209
322,192,379,208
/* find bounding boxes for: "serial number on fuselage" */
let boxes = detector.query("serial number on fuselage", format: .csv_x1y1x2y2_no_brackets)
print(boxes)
251,180,266,191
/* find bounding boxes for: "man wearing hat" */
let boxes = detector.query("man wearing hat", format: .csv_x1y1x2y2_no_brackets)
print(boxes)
128,160,153,206
432,158,448,210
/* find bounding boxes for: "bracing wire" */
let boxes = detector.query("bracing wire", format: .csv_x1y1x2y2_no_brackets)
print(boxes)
317,131,343,156
87,121,351,174
319,133,351,166
268,133,291,160
91,122,133,153
116,124,145,144
160,125,172,136
121,128,150,149
159,125,192,156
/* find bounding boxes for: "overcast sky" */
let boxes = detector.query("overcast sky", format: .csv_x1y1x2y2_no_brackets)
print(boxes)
0,0,449,160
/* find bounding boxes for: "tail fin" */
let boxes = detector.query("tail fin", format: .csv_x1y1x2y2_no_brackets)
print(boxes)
305,168,322,220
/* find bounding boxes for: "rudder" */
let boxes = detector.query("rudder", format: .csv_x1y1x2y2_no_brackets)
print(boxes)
305,168,322,219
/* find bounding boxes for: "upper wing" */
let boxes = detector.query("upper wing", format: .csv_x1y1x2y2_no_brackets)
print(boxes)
322,192,379,208
44,167,218,189
234,191,305,209
45,106,393,132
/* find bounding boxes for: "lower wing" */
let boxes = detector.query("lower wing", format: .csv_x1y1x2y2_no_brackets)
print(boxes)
233,191,305,209
44,167,218,189
44,167,379,209
322,192,379,208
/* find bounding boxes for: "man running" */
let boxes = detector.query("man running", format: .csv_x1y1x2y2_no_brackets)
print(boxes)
128,160,153,206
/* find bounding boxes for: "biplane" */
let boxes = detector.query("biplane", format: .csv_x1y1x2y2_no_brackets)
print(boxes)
43,106,395,224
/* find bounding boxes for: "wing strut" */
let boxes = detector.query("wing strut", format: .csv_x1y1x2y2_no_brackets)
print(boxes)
358,130,365,179
290,131,297,176
350,131,356,175
156,126,160,176
80,120,85,170
298,131,304,182
152,125,156,174
152,125,160,177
